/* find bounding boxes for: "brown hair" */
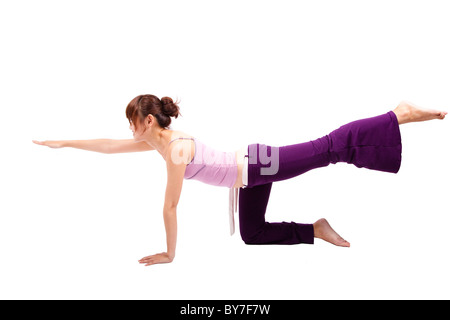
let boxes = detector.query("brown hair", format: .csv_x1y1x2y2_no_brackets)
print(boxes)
126,94,181,129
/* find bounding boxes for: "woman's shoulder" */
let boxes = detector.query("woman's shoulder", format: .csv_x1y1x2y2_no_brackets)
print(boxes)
169,130,195,141
166,130,196,165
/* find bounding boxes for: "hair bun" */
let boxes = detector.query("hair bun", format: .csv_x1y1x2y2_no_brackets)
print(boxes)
161,96,181,118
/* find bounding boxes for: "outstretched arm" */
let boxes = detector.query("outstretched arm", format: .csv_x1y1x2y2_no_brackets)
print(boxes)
32,139,154,153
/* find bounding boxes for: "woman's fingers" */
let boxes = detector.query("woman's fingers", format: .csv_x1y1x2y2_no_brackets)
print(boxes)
140,256,157,266
139,254,157,263
138,253,170,266
32,140,49,147
32,140,63,148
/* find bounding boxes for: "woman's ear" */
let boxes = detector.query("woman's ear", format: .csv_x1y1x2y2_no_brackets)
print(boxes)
146,114,155,127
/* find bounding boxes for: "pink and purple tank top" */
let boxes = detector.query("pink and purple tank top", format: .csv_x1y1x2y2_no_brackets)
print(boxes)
168,137,242,235
169,137,238,188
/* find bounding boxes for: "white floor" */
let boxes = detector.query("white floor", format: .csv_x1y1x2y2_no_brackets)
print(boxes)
1,0,449,300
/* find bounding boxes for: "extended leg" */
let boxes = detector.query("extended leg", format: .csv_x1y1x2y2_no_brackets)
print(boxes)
246,111,403,188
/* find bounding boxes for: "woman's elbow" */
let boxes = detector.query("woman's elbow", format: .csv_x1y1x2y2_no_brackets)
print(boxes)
164,203,178,213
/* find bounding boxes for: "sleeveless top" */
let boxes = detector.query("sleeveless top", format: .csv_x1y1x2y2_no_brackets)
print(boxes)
168,137,244,235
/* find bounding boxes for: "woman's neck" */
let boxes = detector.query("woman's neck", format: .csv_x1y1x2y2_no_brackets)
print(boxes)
145,128,172,158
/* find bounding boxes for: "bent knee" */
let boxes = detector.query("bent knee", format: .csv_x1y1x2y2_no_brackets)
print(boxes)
240,228,264,245
242,237,260,245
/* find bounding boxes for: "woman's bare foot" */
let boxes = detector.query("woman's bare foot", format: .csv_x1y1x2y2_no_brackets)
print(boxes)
313,218,350,247
393,100,448,125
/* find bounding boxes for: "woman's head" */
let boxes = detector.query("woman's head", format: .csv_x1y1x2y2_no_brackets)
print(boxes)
126,94,181,139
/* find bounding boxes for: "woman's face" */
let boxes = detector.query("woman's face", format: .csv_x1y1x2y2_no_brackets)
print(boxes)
130,115,154,142
130,121,143,141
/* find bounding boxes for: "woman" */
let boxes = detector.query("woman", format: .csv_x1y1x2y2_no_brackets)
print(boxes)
33,95,447,266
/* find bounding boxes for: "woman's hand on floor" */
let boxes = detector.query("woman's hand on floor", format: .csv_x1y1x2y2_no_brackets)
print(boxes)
139,252,174,266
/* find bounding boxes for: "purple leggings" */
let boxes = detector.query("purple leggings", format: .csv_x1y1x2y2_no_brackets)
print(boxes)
239,111,402,245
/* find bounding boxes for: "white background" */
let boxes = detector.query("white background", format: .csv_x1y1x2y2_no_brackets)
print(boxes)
1,0,449,299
